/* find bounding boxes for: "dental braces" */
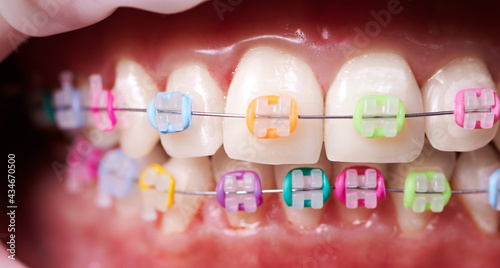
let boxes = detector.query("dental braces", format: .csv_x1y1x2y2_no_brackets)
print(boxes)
42,71,499,139
66,142,500,222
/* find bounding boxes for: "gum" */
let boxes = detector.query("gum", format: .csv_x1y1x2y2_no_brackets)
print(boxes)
13,0,500,92
18,166,500,268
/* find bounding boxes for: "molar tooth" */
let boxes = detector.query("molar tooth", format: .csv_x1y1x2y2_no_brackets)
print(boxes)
274,149,332,229
325,53,424,163
389,140,456,235
332,162,388,225
223,46,324,165
160,156,214,235
454,145,500,234
160,64,225,158
211,148,274,228
113,59,160,158
422,57,498,151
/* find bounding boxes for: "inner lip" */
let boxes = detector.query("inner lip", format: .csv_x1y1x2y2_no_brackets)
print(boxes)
3,0,500,267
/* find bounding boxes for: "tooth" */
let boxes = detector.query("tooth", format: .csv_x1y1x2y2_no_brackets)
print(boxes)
422,57,498,151
389,140,456,234
454,145,500,234
325,53,424,163
274,149,331,229
82,127,119,149
223,47,324,165
332,162,388,225
76,77,120,149
160,64,225,158
211,148,274,228
160,156,214,235
114,145,168,218
113,59,160,158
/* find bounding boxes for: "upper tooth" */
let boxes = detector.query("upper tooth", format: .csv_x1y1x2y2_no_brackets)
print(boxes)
113,59,160,158
454,145,500,234
77,78,120,149
160,64,225,158
160,156,214,235
223,46,324,165
422,57,498,152
274,148,332,229
325,53,424,163
389,140,456,234
211,148,274,228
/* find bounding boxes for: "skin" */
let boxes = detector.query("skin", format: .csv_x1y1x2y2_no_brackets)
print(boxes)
1,0,500,267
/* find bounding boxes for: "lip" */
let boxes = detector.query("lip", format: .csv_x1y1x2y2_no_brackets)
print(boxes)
3,0,500,267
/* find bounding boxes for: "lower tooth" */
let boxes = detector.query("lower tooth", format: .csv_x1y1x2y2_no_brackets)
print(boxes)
114,146,168,218
274,149,332,229
332,162,388,225
211,148,274,228
389,140,456,234
160,156,214,235
454,145,500,234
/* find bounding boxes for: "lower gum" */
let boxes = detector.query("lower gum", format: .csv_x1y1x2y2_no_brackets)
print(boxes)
15,162,500,268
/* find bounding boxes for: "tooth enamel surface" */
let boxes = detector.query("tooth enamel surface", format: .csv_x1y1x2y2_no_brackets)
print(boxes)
325,53,424,163
389,140,456,235
113,59,160,158
332,162,388,224
223,47,324,165
76,80,120,149
454,145,500,234
422,57,498,152
274,149,331,229
160,156,214,235
212,148,274,228
115,145,168,217
84,126,119,149
160,64,225,158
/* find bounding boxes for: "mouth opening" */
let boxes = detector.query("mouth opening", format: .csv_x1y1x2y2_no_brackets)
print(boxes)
1,0,500,267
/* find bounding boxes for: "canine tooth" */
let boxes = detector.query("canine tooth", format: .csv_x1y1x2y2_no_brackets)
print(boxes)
422,57,498,151
160,156,214,235
160,64,225,158
454,145,500,234
113,59,160,158
332,162,388,224
223,47,324,165
389,140,456,234
212,148,274,228
274,149,331,229
325,53,424,163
